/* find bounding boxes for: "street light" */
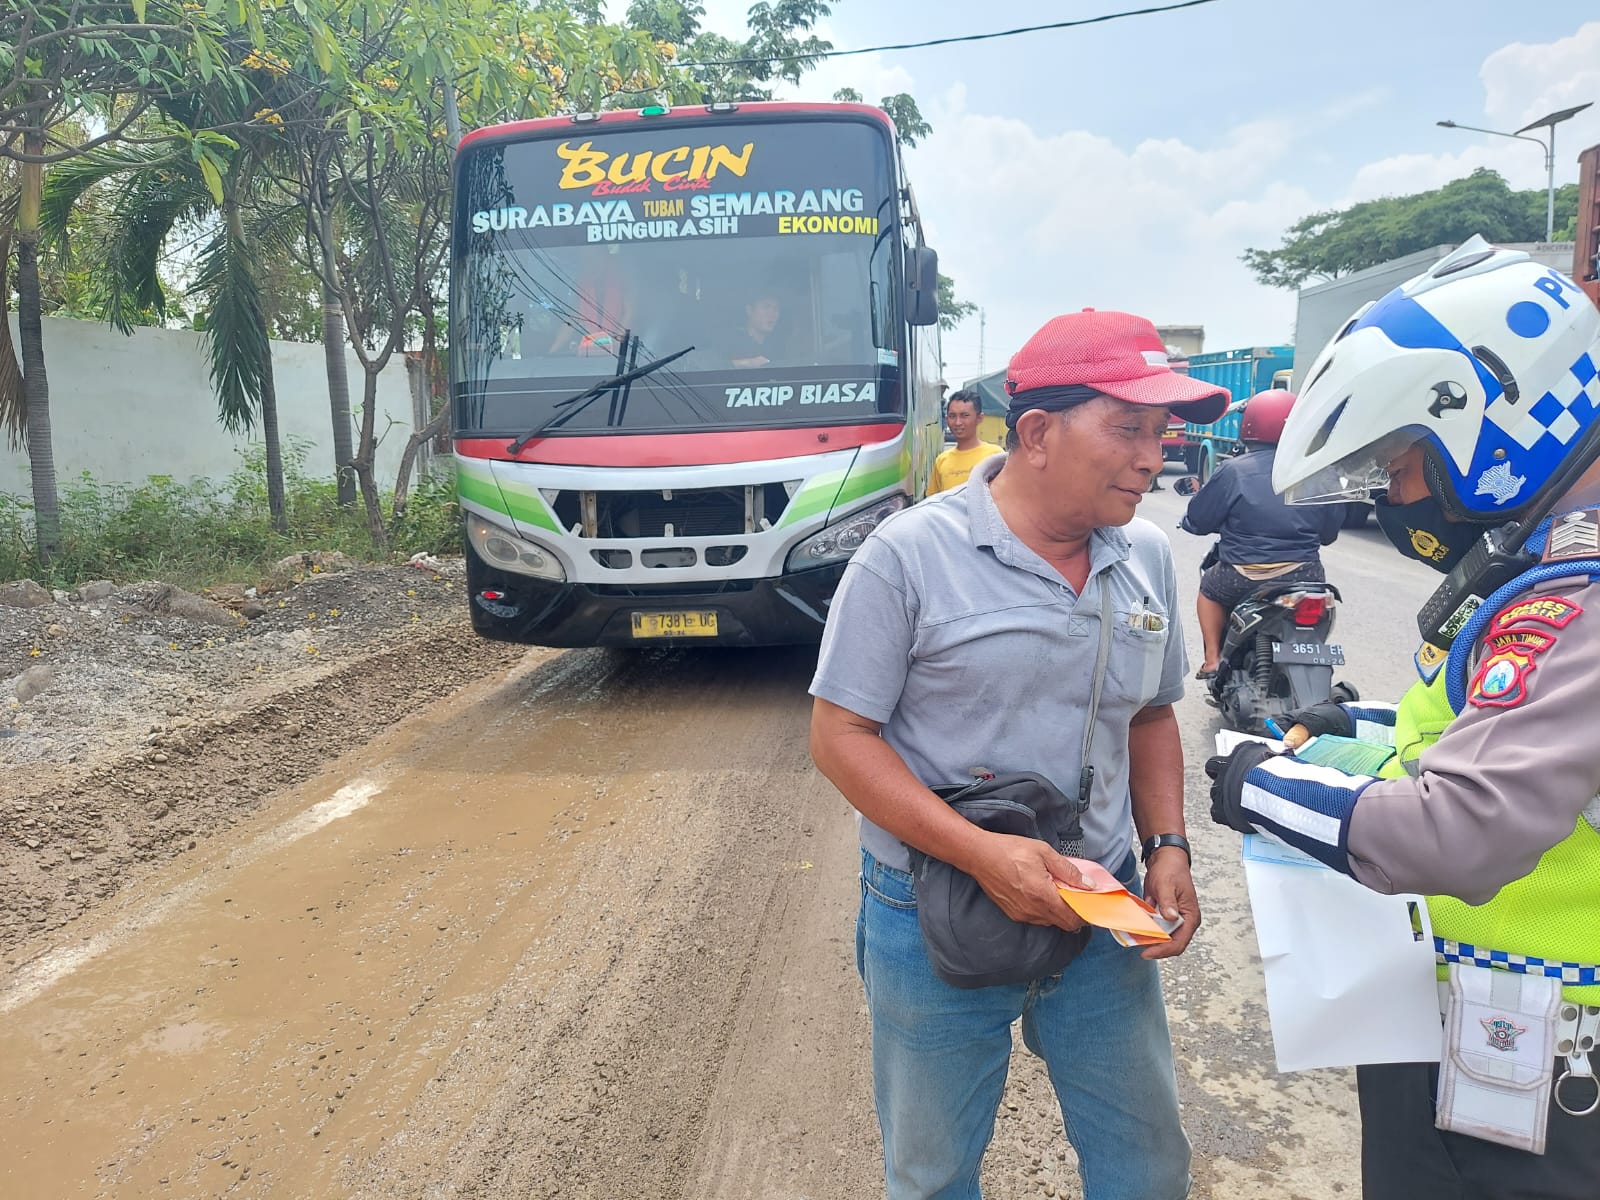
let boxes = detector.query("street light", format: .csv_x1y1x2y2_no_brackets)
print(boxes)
1437,102,1593,242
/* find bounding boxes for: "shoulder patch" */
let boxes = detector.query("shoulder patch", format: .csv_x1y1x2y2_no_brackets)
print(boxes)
1468,645,1539,709
1467,595,1582,709
1489,595,1583,634
1542,509,1600,563
1414,639,1448,683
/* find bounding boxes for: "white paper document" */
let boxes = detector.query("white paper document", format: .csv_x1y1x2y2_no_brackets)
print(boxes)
1241,833,1442,1071
1214,729,1284,755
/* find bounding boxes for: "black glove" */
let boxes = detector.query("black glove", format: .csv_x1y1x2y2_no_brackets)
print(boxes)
1204,742,1277,834
1283,700,1353,741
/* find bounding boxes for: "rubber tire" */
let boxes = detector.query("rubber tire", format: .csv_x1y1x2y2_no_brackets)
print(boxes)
1342,502,1370,528
1197,446,1214,487
1331,681,1360,704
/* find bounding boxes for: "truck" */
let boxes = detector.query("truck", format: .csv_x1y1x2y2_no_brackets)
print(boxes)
450,101,945,647
1180,345,1294,483
1182,343,1368,527
1577,140,1600,310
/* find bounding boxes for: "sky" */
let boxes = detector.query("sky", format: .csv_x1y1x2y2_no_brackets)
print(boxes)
613,0,1600,387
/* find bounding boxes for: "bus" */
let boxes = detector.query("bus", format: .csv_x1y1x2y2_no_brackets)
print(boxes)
450,101,945,647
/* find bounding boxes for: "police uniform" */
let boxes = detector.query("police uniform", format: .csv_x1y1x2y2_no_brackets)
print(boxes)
1216,526,1600,1199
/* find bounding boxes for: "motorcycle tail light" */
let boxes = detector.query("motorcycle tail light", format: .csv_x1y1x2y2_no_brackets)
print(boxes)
1290,595,1328,626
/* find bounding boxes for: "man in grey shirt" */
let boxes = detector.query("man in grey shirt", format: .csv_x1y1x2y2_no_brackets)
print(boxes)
810,309,1226,1200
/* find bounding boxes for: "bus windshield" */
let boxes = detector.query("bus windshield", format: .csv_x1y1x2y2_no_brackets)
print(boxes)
452,119,901,437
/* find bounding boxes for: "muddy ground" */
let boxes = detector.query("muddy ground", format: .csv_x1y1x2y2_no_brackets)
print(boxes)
1,516,1405,1198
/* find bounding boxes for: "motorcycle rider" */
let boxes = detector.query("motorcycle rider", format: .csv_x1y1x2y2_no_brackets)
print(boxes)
1179,389,1344,679
1206,237,1600,1198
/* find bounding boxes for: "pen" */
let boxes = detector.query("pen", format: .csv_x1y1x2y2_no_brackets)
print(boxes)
1264,718,1286,739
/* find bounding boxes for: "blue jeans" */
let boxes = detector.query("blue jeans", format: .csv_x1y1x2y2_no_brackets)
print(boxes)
857,848,1192,1200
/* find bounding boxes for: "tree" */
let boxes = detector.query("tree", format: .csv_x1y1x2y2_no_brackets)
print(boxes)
41,18,336,537
298,0,670,546
1243,168,1581,290
629,0,832,102
0,1,248,564
937,273,976,333
831,88,931,147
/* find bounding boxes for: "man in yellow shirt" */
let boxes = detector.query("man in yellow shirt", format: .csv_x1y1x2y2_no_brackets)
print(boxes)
928,390,1002,496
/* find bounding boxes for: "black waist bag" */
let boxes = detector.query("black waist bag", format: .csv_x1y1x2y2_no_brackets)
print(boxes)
909,771,1091,990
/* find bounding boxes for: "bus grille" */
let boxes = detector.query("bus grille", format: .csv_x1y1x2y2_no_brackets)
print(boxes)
551,484,793,539
600,491,742,538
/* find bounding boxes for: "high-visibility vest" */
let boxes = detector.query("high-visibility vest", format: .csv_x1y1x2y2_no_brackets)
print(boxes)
1383,661,1600,1004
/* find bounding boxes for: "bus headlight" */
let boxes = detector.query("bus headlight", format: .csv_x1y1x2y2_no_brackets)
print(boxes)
785,494,910,571
467,515,566,582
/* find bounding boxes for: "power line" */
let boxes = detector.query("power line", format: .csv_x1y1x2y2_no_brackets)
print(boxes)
671,0,1223,70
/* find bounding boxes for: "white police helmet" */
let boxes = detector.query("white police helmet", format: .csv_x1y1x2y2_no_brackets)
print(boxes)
1273,236,1600,522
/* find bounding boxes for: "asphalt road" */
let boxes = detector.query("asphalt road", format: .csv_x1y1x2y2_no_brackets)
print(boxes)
1,476,1443,1200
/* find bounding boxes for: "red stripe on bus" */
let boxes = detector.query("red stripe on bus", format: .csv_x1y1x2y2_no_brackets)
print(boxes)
458,102,894,152
456,424,904,468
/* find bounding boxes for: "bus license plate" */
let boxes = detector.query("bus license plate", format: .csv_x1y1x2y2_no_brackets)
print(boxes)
1272,640,1344,666
631,611,719,639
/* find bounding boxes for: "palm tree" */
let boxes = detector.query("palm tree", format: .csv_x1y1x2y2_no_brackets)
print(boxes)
43,137,308,532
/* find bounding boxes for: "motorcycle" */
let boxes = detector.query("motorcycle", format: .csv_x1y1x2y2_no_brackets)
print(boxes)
1174,476,1358,736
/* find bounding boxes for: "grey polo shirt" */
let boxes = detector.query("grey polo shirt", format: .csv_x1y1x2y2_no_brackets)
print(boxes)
809,453,1188,873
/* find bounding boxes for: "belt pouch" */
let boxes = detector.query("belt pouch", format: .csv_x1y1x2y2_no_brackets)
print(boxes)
1435,962,1560,1153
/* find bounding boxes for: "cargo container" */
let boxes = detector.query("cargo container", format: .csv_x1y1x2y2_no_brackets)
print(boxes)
1180,346,1293,483
1182,343,1369,527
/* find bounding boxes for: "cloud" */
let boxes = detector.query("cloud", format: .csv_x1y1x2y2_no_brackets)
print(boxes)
1354,21,1600,202
903,89,1315,371
611,6,1599,373
894,20,1600,370
1480,21,1600,137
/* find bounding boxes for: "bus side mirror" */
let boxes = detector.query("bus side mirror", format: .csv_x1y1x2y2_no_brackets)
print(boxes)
907,245,939,327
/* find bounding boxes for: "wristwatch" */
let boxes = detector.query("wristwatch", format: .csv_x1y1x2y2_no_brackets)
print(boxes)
1140,833,1192,868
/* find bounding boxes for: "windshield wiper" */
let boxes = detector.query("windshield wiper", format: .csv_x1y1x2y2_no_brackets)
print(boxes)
506,344,695,455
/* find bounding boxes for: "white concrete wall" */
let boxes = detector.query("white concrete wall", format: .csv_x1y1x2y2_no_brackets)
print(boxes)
1,315,419,497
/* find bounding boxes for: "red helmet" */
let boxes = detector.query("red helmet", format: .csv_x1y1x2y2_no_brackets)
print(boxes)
1239,389,1296,445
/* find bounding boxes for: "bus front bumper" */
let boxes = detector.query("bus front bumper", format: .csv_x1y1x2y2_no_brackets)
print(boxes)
465,546,846,648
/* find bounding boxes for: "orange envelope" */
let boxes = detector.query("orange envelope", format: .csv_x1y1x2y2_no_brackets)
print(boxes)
1055,857,1174,944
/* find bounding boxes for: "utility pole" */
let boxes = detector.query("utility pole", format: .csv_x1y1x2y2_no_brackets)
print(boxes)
978,308,986,377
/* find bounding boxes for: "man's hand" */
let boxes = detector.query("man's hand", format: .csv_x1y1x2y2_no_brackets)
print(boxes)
1205,741,1277,834
1140,848,1201,960
1284,700,1353,741
963,833,1088,933
731,354,770,369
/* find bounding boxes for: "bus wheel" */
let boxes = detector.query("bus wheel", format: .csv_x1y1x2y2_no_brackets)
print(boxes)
1197,446,1213,486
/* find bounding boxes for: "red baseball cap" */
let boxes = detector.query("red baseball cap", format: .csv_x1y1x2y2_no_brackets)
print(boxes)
1006,309,1230,423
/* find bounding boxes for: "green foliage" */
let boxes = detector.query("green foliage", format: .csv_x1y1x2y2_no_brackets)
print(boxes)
832,87,932,147
937,273,976,332
387,466,461,558
632,0,832,102
1244,168,1582,290
0,448,462,589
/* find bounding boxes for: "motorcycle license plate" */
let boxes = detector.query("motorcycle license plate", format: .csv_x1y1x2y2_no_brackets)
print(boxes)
1272,640,1344,666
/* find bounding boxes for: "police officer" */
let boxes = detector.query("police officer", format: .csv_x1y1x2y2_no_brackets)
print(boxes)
1205,237,1600,1199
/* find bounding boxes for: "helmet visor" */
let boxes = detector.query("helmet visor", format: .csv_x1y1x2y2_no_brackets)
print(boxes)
1281,429,1424,504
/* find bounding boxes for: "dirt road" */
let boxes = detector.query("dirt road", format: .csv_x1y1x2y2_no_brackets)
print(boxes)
5,513,1426,1197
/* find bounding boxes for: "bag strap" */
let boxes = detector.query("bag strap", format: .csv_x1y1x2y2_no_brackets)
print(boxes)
1076,578,1115,808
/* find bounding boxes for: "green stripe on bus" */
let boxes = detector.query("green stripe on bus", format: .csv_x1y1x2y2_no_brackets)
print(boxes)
457,468,511,518
778,469,847,527
831,460,906,511
494,479,561,532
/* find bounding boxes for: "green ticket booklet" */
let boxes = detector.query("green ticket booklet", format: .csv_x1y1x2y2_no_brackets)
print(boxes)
1295,735,1395,777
